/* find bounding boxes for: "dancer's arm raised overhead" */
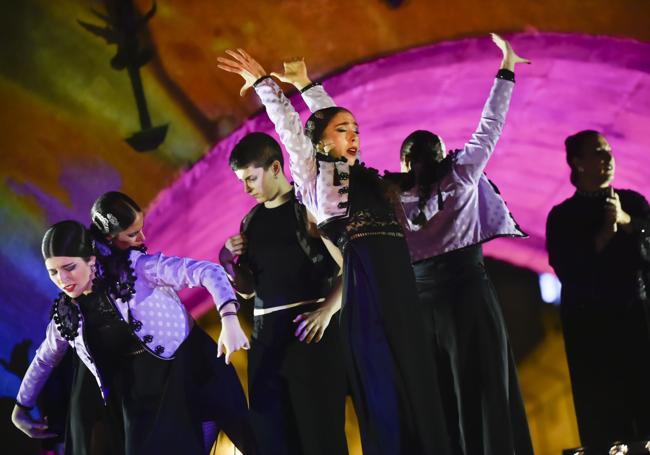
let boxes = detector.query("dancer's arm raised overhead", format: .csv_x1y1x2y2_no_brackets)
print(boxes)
272,58,337,113
453,33,530,185
218,50,318,215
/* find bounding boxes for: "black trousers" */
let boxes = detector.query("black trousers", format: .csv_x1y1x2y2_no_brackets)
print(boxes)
413,245,533,455
248,303,348,455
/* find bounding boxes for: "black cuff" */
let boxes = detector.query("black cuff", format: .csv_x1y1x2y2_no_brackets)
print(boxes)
300,81,322,93
15,400,33,411
218,299,240,314
253,75,272,88
496,69,515,83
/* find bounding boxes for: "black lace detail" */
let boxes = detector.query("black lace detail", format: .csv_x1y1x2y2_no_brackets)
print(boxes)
337,209,403,249
51,293,81,341
95,246,140,302
154,345,165,354
143,334,153,344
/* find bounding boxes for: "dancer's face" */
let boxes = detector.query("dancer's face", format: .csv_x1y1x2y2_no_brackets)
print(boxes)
572,134,615,189
45,256,96,298
319,111,360,166
109,211,146,250
234,161,283,203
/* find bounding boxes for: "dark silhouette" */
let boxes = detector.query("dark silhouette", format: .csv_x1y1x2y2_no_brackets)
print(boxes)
79,0,168,152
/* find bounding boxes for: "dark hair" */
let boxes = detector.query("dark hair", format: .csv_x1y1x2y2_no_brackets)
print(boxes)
399,130,453,213
565,130,600,186
91,191,141,237
42,220,94,260
229,132,284,171
304,106,352,149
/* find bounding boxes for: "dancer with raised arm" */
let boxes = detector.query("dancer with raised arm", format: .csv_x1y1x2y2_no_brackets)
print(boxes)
219,50,450,455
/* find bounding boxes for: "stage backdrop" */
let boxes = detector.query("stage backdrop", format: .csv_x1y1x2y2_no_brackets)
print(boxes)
144,32,650,316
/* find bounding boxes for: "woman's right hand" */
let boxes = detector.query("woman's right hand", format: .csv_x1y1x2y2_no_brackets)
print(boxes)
271,58,312,91
12,405,57,439
217,49,268,96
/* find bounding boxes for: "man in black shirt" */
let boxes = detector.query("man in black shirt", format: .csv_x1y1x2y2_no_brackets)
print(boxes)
220,132,348,455
546,130,650,448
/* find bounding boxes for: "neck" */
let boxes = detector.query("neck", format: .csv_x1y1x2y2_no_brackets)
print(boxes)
264,178,293,208
576,179,611,193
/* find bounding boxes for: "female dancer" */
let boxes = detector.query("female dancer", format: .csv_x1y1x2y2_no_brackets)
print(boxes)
11,220,255,455
268,34,533,454
390,35,534,454
218,51,450,454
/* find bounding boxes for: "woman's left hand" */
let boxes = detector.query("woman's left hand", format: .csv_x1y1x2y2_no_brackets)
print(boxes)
293,306,335,343
217,316,250,364
491,33,531,71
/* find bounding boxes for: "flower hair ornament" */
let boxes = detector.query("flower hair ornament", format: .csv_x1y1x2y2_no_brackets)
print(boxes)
93,211,120,235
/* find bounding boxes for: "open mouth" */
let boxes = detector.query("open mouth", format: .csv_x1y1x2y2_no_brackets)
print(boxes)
346,147,358,156
63,284,76,293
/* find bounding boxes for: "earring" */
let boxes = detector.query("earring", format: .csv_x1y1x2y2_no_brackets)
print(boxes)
91,264,97,275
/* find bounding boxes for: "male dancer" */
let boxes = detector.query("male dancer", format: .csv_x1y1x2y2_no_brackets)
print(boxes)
220,132,348,454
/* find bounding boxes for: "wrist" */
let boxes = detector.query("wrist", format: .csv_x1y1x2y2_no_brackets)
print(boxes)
500,58,516,72
293,77,312,91
218,300,239,316
253,75,272,88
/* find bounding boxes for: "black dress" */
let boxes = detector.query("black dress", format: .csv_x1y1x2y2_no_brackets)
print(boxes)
546,187,650,447
320,163,451,455
62,291,255,455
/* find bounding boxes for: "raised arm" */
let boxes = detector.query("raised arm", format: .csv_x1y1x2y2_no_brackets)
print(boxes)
13,320,69,438
454,33,530,184
134,251,249,363
271,58,337,112
218,50,318,212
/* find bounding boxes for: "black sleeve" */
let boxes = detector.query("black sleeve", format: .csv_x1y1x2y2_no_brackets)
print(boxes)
546,205,599,285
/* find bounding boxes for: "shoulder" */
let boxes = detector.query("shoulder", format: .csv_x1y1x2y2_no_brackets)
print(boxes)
547,197,575,223
617,188,648,204
241,203,264,232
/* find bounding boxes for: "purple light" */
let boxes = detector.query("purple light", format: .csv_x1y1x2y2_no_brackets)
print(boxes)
145,33,650,315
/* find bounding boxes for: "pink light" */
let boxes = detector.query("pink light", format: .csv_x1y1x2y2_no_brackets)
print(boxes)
145,33,650,315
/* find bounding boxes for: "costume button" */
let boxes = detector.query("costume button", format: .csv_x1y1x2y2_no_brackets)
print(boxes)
338,187,349,194
337,201,348,209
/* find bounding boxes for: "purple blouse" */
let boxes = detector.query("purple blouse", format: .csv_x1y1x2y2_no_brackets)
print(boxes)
16,250,236,407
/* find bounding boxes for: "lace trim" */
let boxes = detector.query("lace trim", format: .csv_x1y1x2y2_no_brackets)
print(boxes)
337,209,403,249
50,293,81,342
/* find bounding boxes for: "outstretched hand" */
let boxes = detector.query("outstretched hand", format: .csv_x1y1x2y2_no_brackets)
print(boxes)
12,406,58,439
217,315,250,365
217,49,267,96
270,58,312,90
491,33,531,71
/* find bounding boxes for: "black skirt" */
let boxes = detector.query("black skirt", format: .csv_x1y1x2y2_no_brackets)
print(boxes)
413,245,533,455
65,325,255,455
340,234,451,455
